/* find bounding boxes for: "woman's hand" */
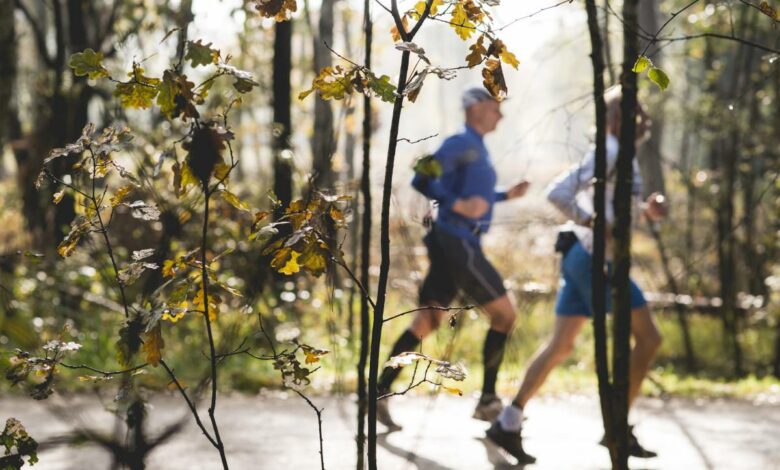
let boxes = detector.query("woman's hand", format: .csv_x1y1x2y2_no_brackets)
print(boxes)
643,192,667,222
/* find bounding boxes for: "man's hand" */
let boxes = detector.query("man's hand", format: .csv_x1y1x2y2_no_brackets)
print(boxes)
643,192,667,222
452,196,490,219
506,180,530,199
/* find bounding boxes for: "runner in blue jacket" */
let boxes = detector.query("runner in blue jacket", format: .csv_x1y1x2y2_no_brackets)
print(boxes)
376,87,530,432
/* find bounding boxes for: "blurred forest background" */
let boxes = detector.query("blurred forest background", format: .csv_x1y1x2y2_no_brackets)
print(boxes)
0,0,778,422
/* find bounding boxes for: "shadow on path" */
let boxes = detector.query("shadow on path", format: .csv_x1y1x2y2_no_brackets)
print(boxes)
656,402,715,470
377,432,453,470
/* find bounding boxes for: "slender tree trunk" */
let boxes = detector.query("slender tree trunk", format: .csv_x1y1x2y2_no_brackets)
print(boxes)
585,0,616,467
311,0,336,191
647,220,696,371
0,0,15,163
740,54,765,299
773,54,780,379
716,13,754,378
637,0,665,196
613,0,641,466
356,1,372,468
601,0,616,85
342,5,359,338
367,2,437,465
677,119,699,371
273,20,294,232
367,47,412,470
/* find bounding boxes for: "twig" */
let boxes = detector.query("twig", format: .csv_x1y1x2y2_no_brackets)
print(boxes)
496,0,575,32
293,390,326,470
160,359,218,448
640,0,700,56
382,305,474,323
397,133,438,144
333,258,377,310
59,362,148,376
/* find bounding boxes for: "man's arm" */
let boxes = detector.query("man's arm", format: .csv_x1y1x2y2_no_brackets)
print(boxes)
412,137,489,218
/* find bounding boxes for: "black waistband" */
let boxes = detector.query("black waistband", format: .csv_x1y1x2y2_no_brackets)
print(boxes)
437,218,483,235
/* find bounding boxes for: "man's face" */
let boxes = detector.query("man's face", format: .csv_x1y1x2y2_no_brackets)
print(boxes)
471,99,503,133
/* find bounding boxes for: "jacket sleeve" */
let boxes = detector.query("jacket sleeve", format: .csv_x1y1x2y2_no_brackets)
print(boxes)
494,188,508,202
545,150,598,225
411,136,470,211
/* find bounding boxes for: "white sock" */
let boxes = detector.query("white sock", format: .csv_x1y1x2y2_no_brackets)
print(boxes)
497,404,523,432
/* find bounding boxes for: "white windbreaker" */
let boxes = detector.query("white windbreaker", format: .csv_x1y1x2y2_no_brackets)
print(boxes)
544,134,644,255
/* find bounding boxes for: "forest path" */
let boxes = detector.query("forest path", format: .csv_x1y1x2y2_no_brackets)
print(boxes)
2,392,778,470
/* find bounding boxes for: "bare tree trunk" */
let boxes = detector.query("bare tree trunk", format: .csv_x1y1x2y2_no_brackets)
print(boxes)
0,0,15,164
600,0,616,86
676,118,698,372
647,220,697,371
716,12,755,378
311,0,336,191
356,1,372,468
367,45,412,470
637,0,665,196
773,54,780,379
367,3,434,467
273,20,294,233
613,0,640,465
739,57,766,299
342,4,360,338
585,0,616,467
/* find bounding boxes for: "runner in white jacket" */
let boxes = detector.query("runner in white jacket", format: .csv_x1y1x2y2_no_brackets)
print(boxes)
487,90,666,462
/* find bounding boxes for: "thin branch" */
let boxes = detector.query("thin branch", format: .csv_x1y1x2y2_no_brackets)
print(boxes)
397,133,438,144
408,0,435,39
653,32,780,55
293,390,326,470
495,0,575,32
324,41,361,68
640,0,700,56
160,359,218,448
390,0,408,42
59,362,148,376
333,257,377,310
382,305,474,323
737,0,780,21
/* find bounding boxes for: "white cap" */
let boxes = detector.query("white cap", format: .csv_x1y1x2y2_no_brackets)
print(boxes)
461,87,497,109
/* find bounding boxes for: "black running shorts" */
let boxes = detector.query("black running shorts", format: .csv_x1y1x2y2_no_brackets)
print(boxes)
419,226,507,307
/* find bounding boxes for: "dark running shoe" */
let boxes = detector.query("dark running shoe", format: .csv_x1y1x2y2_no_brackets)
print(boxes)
599,426,658,458
486,421,537,465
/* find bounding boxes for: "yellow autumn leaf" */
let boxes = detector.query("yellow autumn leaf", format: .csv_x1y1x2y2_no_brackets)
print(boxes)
500,49,520,70
441,385,463,396
221,190,249,211
109,185,134,207
193,286,220,321
162,259,177,277
142,323,164,367
451,3,475,40
305,351,320,364
278,250,301,276
413,0,443,18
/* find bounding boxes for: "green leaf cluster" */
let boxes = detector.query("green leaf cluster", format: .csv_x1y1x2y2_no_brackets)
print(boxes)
632,55,671,91
69,48,109,80
299,65,397,104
